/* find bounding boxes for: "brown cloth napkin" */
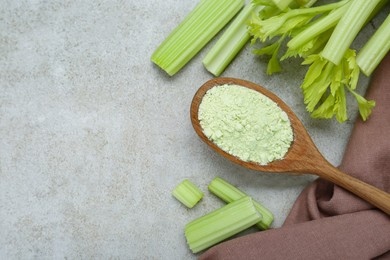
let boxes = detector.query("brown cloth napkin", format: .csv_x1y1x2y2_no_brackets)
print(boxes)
200,53,390,260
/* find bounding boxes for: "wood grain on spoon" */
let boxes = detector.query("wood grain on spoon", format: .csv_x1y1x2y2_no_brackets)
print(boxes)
190,77,390,215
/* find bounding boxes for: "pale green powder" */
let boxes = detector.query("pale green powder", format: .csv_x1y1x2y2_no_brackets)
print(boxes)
198,84,293,165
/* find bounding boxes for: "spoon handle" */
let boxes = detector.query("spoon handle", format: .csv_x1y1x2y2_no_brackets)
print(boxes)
315,162,390,215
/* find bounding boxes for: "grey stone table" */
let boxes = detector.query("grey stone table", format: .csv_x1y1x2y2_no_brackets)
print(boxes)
1,0,387,259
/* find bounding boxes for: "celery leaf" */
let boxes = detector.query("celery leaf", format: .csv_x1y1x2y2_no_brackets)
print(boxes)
333,86,348,123
301,48,373,122
350,90,376,121
253,37,284,75
311,93,335,119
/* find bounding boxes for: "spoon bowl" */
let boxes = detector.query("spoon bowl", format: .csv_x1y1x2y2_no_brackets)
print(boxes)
191,77,390,215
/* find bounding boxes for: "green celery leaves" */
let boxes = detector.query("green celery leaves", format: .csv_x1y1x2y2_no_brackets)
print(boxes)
302,50,375,122
248,0,382,122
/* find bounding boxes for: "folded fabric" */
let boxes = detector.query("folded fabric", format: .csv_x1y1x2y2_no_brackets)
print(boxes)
200,53,390,260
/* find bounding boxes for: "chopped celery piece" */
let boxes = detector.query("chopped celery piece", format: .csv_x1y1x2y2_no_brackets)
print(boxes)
208,177,274,230
172,179,203,208
185,196,261,253
203,3,265,76
322,0,383,65
151,0,245,76
357,14,390,76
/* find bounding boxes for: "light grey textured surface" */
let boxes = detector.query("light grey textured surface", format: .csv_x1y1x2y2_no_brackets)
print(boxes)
0,0,387,259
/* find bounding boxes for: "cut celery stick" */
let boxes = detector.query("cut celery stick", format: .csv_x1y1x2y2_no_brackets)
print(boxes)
151,0,245,76
322,0,382,65
172,179,203,208
356,14,390,76
208,177,274,230
185,196,261,253
203,3,265,76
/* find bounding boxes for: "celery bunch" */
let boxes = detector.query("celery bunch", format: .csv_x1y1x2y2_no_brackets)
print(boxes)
249,0,389,122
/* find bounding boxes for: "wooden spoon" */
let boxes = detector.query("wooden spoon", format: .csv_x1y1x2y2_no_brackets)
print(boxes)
191,77,390,215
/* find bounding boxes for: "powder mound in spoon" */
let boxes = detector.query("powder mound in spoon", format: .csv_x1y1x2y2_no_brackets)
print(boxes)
198,84,293,165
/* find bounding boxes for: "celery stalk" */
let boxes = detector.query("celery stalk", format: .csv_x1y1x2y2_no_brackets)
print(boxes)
203,3,265,76
185,196,261,253
172,179,204,208
208,177,274,230
287,2,350,51
321,0,383,65
151,0,244,76
356,14,390,76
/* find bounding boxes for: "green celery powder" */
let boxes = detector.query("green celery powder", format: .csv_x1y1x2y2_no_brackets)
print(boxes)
198,84,293,165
